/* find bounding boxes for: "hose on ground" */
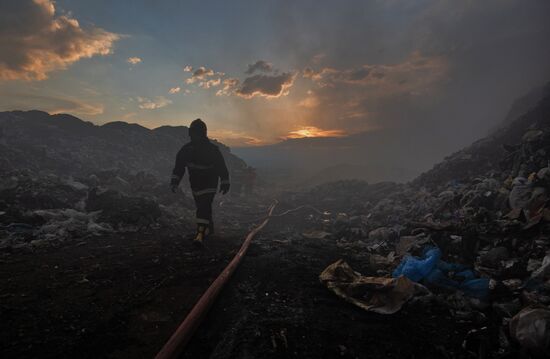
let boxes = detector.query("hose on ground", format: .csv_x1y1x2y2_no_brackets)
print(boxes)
155,201,278,359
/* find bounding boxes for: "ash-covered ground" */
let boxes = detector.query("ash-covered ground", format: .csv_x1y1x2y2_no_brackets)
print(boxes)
2,84,550,358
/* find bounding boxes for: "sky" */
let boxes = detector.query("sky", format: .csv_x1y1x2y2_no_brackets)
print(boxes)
0,0,549,149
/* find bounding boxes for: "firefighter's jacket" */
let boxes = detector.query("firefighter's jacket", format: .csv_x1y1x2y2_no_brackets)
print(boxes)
171,138,229,196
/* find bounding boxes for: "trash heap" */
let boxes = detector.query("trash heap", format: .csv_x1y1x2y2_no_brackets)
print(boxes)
0,110,252,251
291,85,550,357
0,168,199,250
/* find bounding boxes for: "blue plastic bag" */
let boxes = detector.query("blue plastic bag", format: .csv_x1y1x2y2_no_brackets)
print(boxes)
392,246,489,299
392,246,441,282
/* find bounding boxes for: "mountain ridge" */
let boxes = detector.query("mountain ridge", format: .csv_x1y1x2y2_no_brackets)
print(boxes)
0,110,246,179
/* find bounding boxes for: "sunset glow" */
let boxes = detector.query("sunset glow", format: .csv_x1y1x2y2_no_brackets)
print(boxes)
0,0,548,148
286,126,347,139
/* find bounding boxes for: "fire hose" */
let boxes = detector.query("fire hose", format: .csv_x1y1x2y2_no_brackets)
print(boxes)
155,201,277,359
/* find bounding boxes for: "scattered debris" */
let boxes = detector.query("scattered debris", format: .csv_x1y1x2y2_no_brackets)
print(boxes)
302,230,331,240
319,259,428,314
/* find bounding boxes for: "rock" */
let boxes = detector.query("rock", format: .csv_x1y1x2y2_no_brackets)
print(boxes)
86,188,161,228
493,299,521,317
522,129,544,143
302,230,331,240
395,235,429,256
502,278,523,291
368,227,397,242
509,177,532,210
531,255,550,280
509,307,550,356
481,247,510,267
528,258,543,272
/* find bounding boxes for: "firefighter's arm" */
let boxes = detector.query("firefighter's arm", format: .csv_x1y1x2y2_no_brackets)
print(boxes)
170,148,187,192
215,148,230,194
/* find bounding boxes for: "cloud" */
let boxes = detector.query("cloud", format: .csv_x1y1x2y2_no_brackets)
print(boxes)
137,96,172,110
199,78,221,89
127,57,142,65
216,78,240,96
303,67,320,80
50,100,104,116
285,126,346,139
235,72,296,99
0,0,120,81
185,66,223,84
209,129,265,147
245,60,273,74
185,62,295,100
0,92,104,115
292,51,450,138
168,86,181,94
192,66,214,78
305,51,447,93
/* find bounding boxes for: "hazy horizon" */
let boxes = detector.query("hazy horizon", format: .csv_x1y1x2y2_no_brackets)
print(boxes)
1,1,549,149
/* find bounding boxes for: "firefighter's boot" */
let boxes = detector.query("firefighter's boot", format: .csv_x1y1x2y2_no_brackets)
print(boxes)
193,225,206,246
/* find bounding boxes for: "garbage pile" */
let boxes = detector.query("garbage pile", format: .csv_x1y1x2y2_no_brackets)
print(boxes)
289,86,550,357
0,168,194,251
0,110,254,251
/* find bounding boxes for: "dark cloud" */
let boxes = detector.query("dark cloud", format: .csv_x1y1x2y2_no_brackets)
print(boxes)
185,61,294,100
245,60,273,74
306,51,447,91
0,0,119,81
345,67,370,82
236,72,296,99
192,67,214,78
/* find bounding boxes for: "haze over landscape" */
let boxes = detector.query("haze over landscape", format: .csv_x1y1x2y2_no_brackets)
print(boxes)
3,1,550,358
1,0,549,181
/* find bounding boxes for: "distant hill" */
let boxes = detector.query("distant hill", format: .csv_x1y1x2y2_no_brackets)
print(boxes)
294,163,417,188
0,110,246,178
234,129,427,185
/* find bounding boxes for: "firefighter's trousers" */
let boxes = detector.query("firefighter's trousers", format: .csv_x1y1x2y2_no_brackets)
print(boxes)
193,192,215,232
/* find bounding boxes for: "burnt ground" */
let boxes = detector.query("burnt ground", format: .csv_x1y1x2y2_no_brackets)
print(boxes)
0,223,245,358
182,219,477,359
1,201,508,359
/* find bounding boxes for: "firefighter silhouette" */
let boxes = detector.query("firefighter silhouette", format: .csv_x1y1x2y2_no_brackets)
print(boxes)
170,119,230,245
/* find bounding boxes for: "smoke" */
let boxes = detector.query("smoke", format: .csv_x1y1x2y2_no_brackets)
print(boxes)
233,0,550,180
